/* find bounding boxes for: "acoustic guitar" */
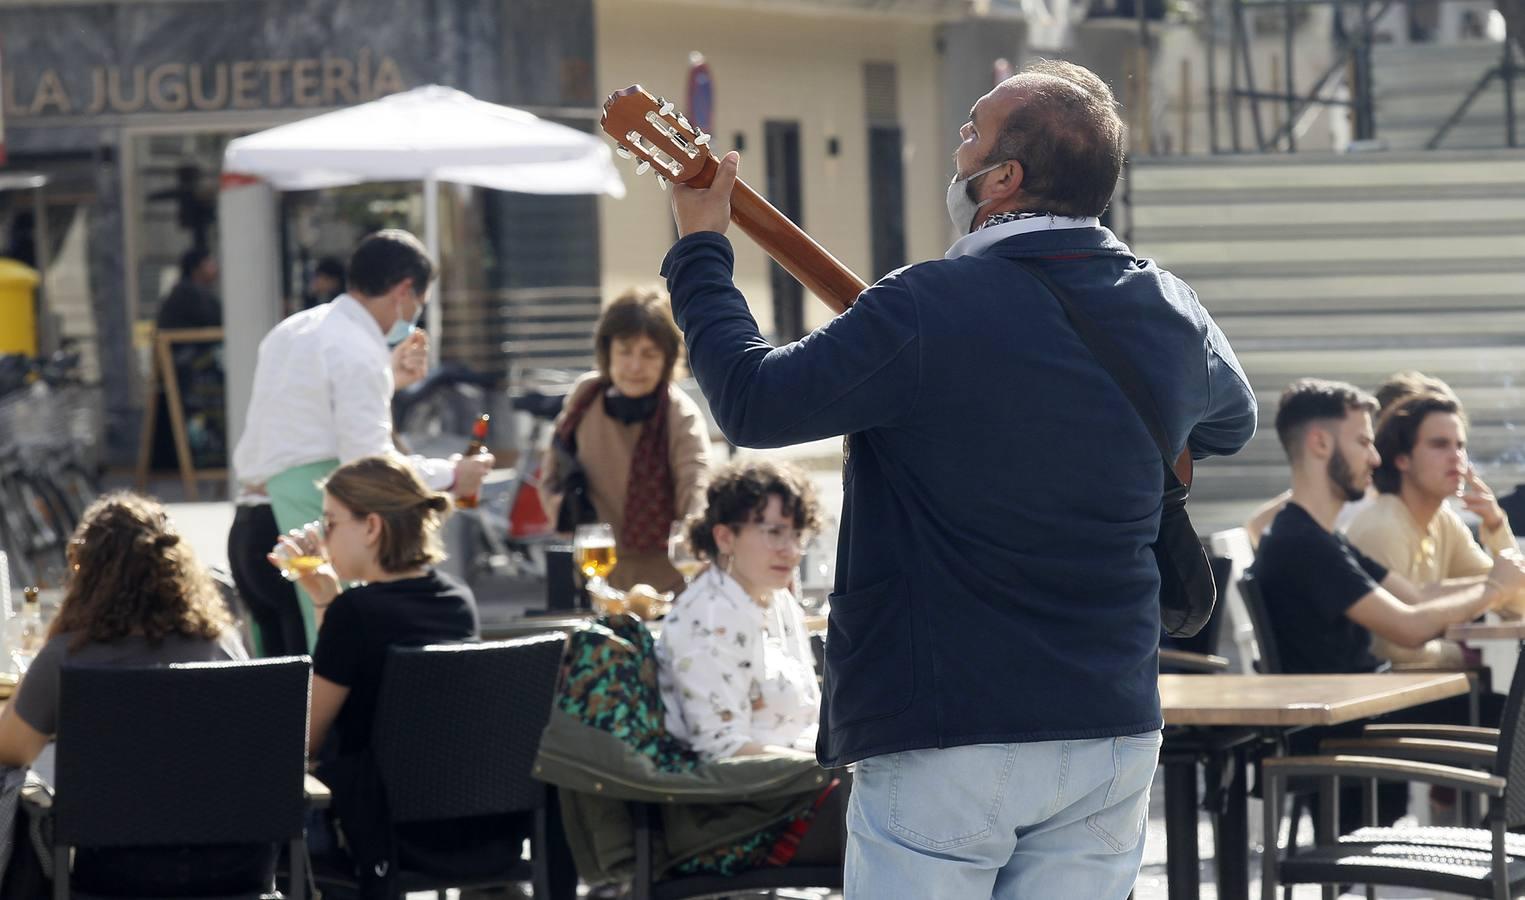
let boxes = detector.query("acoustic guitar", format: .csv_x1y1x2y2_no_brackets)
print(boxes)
597,84,1192,487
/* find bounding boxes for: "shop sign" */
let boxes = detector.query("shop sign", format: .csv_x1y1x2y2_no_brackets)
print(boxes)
3,49,407,121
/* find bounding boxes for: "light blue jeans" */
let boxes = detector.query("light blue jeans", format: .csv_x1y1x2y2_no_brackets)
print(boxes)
845,733,1162,899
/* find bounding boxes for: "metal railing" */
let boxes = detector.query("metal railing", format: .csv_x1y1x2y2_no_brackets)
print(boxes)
1209,0,1518,152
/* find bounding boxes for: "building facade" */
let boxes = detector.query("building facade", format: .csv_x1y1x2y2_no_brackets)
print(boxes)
5,0,1172,471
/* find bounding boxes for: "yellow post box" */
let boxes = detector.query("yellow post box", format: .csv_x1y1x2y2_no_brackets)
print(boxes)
0,259,39,357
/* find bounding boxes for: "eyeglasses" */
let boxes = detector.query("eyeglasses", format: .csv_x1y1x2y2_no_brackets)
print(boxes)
735,523,814,553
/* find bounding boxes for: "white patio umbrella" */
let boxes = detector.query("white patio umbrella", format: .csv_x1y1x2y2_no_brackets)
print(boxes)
222,84,625,358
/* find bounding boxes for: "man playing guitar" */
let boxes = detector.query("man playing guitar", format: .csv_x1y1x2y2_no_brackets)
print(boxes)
649,60,1256,898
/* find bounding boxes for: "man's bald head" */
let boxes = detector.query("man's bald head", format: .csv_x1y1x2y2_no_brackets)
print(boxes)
985,60,1125,218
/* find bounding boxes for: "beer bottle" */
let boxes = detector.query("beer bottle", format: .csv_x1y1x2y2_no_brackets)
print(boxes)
456,414,490,508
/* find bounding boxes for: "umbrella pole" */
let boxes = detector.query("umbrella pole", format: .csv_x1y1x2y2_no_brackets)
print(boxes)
423,175,442,369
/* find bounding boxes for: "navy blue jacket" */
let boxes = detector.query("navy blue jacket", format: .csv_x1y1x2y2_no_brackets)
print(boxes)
661,226,1256,767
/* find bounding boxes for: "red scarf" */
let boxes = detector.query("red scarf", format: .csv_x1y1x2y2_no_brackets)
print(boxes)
557,379,675,554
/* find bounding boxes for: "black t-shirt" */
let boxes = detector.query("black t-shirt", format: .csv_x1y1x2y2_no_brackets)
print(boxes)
313,570,479,755
1253,502,1389,674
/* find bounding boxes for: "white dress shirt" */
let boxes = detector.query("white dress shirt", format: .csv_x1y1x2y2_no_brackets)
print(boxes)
232,294,454,495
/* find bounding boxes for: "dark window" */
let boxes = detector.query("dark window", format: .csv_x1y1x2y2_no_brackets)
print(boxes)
764,120,804,342
868,126,907,277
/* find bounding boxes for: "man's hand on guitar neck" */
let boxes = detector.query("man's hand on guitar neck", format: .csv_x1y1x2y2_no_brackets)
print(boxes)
671,151,740,238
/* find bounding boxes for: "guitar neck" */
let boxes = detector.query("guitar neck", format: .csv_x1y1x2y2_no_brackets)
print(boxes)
668,150,868,313
729,179,867,313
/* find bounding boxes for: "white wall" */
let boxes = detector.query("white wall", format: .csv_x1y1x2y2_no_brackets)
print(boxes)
596,1,952,334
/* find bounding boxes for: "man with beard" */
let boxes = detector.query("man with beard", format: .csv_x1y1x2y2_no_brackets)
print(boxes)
1255,378,1525,678
1254,379,1525,832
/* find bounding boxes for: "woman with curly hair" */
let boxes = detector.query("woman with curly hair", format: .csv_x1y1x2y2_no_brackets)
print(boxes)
0,492,246,768
656,460,823,760
0,492,251,895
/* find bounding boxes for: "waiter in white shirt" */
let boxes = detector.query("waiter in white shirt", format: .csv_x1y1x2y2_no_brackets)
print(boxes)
227,230,492,654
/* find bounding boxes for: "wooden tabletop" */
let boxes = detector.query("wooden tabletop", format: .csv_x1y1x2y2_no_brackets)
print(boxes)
1160,672,1470,727
1446,617,1525,642
1159,648,1232,672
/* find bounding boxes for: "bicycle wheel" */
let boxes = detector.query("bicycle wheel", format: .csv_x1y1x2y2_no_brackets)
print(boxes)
11,472,71,588
0,473,40,588
50,462,101,526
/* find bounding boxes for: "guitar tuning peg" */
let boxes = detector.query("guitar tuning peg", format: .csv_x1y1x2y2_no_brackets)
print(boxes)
657,175,669,190
676,114,692,132
694,132,712,146
658,100,675,117
635,161,652,176
615,145,633,159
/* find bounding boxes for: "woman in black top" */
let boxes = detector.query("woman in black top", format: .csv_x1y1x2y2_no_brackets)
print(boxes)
273,455,515,895
273,453,478,757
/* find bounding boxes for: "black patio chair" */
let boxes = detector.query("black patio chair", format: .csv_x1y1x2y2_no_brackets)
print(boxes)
310,632,577,899
1238,570,1281,675
26,656,312,900
1160,555,1235,674
1263,644,1525,900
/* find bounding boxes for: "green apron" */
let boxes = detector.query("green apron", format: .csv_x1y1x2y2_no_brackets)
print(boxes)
266,457,339,651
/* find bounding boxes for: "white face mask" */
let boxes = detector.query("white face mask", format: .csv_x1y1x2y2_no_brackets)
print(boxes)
945,160,1009,234
386,293,424,347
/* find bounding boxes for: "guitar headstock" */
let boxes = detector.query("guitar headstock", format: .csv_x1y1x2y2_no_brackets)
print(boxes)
600,85,716,191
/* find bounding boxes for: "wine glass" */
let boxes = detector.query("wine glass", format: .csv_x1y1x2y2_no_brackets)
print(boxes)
573,523,619,606
668,522,703,584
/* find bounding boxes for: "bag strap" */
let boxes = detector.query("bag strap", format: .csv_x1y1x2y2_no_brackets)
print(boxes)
1010,259,1184,489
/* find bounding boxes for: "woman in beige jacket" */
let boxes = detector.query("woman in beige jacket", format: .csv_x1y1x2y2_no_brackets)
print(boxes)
540,288,713,592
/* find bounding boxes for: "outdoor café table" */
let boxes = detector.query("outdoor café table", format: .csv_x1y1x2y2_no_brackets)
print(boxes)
1446,615,1525,693
1158,671,1470,900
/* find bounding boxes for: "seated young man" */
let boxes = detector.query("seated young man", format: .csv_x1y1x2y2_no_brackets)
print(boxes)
1346,387,1521,667
1253,378,1525,827
1256,378,1525,676
1242,370,1459,550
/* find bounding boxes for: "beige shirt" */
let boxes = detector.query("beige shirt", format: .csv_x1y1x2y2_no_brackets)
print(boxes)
1346,492,1517,665
540,373,713,592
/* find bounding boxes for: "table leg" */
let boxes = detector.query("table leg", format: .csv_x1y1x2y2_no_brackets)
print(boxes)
1164,758,1201,900
1215,745,1250,900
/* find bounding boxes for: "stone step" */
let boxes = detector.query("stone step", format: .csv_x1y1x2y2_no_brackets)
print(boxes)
1127,151,1525,193
1131,195,1525,229
1379,123,1518,150
1215,309,1525,350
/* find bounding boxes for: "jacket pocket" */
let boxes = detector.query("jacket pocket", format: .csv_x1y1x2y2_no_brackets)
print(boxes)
824,574,914,729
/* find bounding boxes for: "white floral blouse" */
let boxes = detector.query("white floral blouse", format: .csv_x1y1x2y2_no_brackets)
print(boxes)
655,567,821,760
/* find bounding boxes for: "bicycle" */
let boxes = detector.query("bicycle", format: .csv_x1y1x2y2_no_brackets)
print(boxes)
0,349,103,590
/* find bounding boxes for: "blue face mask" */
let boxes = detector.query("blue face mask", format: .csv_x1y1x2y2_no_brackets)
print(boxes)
386,294,424,347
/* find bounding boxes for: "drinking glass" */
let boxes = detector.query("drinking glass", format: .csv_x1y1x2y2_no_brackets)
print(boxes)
668,522,703,584
272,521,327,582
573,523,618,604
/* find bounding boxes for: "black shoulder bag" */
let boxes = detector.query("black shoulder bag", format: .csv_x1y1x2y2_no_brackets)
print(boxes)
1013,260,1216,638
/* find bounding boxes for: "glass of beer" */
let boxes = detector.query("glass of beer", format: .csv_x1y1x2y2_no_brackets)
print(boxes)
573,523,617,583
668,522,703,584
272,521,327,582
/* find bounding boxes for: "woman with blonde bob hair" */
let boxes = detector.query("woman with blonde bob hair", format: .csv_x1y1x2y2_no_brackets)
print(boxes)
273,453,478,758
275,454,500,889
541,286,713,592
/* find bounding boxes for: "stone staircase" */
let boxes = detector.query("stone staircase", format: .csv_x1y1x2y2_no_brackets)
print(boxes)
1372,40,1517,150
1125,150,1525,531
